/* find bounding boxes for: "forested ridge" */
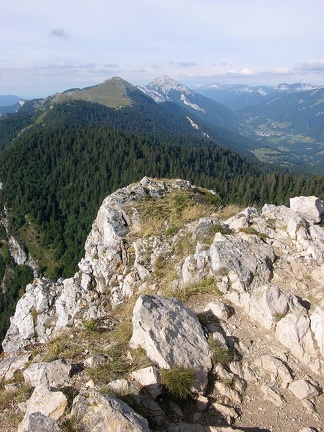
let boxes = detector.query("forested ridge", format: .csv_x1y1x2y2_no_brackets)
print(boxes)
0,98,323,345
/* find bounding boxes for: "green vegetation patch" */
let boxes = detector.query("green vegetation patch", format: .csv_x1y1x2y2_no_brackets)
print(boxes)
19,218,59,278
159,366,195,399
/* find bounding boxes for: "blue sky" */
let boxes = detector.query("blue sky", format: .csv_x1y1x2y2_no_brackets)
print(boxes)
1,0,324,98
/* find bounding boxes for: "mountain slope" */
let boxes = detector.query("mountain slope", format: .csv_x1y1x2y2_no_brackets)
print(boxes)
139,75,237,130
53,76,133,108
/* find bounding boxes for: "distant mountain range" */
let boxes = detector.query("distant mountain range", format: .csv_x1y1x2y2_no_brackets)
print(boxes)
196,82,320,111
1,76,324,168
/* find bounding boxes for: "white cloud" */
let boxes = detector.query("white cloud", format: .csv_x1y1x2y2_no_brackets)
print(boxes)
273,67,292,75
295,60,324,72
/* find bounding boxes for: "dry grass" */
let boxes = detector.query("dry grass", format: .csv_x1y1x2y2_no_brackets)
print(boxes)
217,205,243,220
41,330,84,362
130,188,222,238
164,278,221,302
0,372,33,431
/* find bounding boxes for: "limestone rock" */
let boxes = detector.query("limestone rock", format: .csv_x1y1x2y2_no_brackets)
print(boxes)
129,295,212,393
71,389,150,432
23,360,71,388
84,354,108,368
212,402,238,422
254,354,293,388
193,218,223,241
289,378,320,400
210,233,275,293
8,235,28,266
290,196,324,223
310,300,324,356
302,399,321,421
261,384,285,406
246,284,290,329
226,207,259,232
214,381,242,404
204,300,231,321
107,378,136,394
215,363,234,381
196,395,209,411
131,366,162,398
21,412,61,432
182,243,210,284
18,384,68,432
0,353,30,381
276,313,320,372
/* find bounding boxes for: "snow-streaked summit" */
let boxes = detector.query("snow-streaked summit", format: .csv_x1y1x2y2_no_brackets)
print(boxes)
138,75,237,131
150,75,194,95
138,75,197,103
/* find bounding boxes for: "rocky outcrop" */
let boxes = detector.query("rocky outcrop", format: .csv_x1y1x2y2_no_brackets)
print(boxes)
131,366,162,399
23,360,71,388
1,178,324,432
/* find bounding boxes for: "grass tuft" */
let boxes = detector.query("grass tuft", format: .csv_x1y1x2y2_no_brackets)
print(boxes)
209,339,232,366
159,366,195,399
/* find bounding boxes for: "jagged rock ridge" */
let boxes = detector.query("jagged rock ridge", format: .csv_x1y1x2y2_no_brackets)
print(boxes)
1,177,324,432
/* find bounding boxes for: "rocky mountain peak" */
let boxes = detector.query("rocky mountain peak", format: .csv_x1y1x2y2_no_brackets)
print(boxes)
139,76,196,103
1,177,324,431
150,75,190,93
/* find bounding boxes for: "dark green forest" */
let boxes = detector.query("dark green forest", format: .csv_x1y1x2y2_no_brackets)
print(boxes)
1,103,323,277
0,98,323,346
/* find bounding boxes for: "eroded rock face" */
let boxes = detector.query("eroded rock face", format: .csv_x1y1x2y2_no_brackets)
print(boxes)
129,295,212,393
209,233,275,292
290,196,324,224
2,180,324,431
254,355,293,388
71,389,150,432
276,313,321,373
